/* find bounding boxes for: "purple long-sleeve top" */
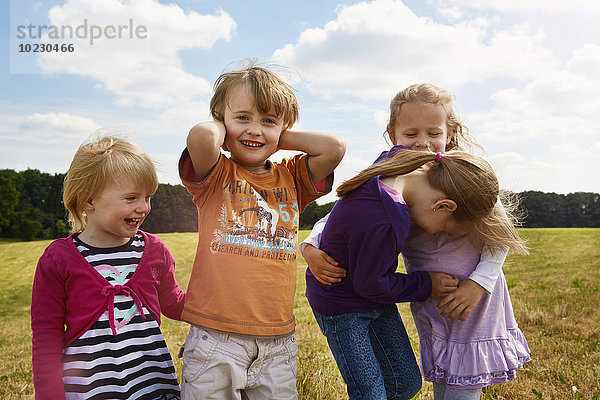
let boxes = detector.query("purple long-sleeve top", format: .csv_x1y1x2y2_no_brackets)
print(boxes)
305,175,432,316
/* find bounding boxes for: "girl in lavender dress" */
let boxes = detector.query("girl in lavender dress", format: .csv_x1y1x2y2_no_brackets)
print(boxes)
402,217,530,398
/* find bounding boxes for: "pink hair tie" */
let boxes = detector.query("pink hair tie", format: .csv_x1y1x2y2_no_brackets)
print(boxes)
434,152,442,163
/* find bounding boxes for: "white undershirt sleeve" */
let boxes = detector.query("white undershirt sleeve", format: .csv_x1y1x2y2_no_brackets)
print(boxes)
299,213,330,256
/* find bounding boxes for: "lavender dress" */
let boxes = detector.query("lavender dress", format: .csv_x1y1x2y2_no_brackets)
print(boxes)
402,228,531,388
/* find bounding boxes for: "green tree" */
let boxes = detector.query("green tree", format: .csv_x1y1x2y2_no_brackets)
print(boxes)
0,170,19,236
520,191,567,228
564,192,600,227
142,183,198,233
299,200,337,229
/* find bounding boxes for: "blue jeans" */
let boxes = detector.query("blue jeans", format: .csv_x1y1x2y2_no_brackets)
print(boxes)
313,304,422,400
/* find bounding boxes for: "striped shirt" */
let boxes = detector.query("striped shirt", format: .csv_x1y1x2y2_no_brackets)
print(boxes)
62,233,180,400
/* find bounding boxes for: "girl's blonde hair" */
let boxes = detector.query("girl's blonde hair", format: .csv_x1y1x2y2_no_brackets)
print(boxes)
210,66,299,131
337,149,527,254
63,135,158,232
388,83,479,151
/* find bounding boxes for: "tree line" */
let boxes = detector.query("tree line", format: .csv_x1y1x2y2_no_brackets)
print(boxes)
1,168,598,241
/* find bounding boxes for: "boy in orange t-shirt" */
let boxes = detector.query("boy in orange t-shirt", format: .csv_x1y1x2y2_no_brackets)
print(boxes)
178,64,345,399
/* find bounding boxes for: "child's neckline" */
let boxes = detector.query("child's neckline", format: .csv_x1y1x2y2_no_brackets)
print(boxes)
236,159,273,175
73,232,138,250
378,177,405,204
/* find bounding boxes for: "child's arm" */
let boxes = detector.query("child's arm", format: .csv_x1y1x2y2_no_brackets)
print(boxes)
304,244,346,284
31,253,67,399
437,199,510,322
186,121,226,181
278,129,346,183
467,246,508,293
437,246,508,322
467,199,510,293
156,244,186,321
300,213,347,285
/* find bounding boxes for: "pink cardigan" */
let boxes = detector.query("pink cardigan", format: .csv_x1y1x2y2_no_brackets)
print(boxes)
31,231,186,400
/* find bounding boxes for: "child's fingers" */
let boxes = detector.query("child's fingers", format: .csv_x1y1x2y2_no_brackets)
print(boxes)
437,293,453,309
439,273,459,289
314,263,344,285
319,254,345,278
318,272,342,282
439,298,476,321
440,301,465,320
322,264,345,277
447,304,467,320
438,299,454,317
321,253,341,268
314,274,336,285
457,306,474,322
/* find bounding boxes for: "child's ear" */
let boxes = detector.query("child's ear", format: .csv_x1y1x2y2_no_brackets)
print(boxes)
433,199,457,213
386,126,397,145
81,197,95,212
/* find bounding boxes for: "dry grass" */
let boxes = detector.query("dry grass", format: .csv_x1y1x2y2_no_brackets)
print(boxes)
1,229,599,399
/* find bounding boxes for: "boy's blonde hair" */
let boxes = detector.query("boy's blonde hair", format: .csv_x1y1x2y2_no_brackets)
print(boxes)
388,83,478,151
210,66,299,131
63,135,158,232
338,149,527,254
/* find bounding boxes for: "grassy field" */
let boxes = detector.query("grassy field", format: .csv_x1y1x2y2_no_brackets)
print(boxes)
0,229,599,399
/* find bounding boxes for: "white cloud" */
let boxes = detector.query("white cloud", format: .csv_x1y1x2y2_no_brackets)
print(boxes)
461,41,600,194
158,101,210,126
273,0,556,99
270,0,600,197
22,112,101,142
0,111,103,174
373,110,389,128
469,43,600,147
37,0,236,108
437,0,600,59
489,142,600,194
443,0,600,13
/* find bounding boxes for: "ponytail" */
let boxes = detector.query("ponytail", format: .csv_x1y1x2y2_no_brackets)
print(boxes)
338,150,499,225
336,149,526,253
337,151,440,197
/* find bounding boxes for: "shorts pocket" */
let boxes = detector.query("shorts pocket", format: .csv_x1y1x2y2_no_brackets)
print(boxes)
181,326,219,383
283,335,299,376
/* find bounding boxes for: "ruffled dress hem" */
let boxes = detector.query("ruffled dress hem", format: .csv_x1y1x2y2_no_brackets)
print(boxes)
420,327,531,389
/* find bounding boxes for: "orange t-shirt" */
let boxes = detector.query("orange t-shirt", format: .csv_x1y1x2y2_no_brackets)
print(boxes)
179,150,332,336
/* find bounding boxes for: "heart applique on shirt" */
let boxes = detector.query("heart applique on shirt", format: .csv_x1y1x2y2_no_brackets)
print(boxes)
95,264,140,330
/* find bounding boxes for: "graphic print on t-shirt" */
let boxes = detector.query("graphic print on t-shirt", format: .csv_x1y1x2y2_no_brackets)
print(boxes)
210,179,299,262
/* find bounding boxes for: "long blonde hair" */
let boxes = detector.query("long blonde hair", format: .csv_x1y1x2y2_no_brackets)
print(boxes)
337,149,527,254
388,83,479,151
63,135,158,232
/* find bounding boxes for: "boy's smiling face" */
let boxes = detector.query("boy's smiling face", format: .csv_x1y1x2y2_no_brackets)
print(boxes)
223,83,284,174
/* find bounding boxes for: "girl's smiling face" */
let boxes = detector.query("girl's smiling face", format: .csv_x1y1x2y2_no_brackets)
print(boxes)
387,101,451,153
78,177,152,247
223,83,285,174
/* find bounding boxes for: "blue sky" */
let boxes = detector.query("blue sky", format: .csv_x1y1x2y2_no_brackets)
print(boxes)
2,0,599,204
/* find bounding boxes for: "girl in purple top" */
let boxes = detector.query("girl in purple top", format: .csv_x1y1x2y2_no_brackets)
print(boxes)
306,149,512,400
303,84,530,399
